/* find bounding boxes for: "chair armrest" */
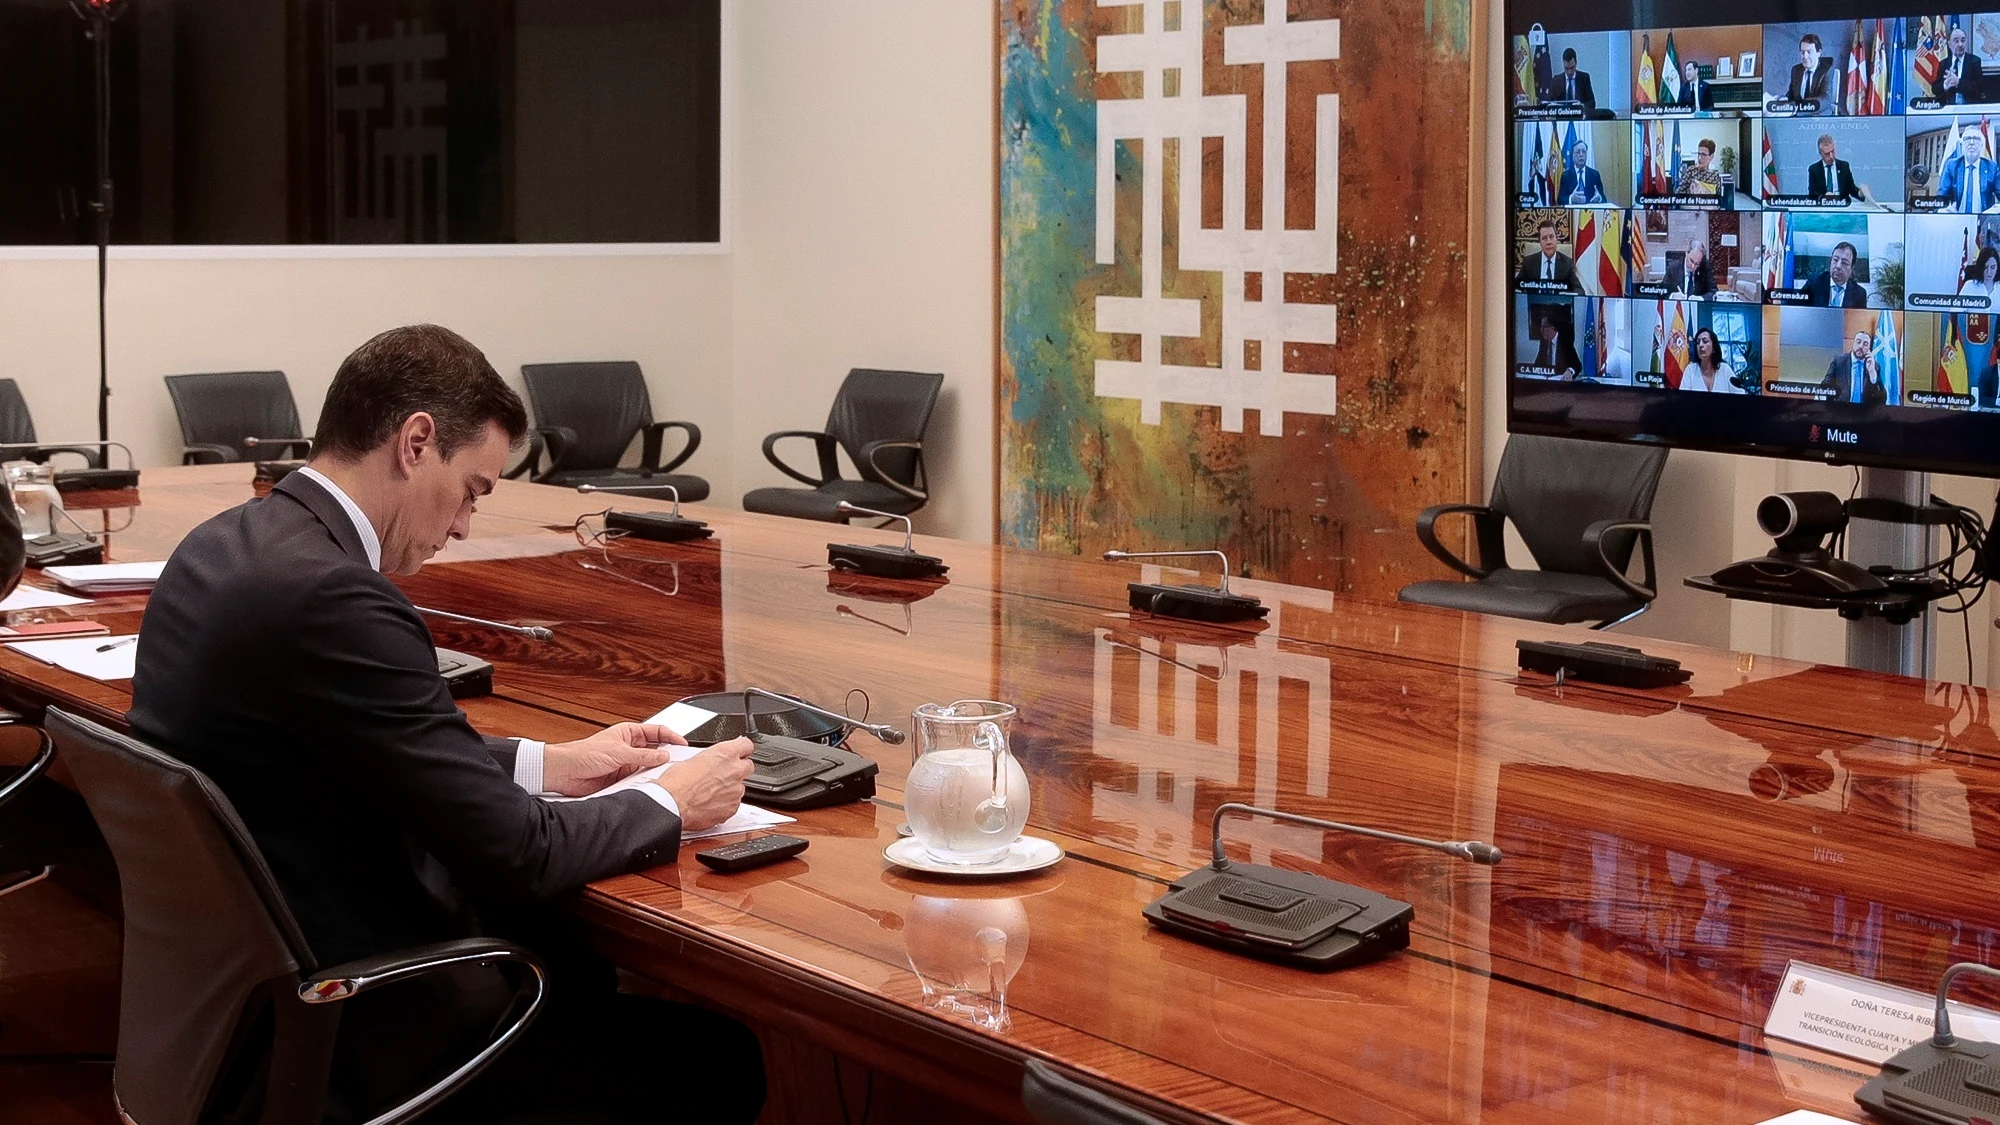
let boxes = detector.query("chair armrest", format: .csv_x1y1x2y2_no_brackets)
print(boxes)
182,442,240,465
528,426,580,482
762,430,839,487
299,938,547,1125
502,431,545,480
36,446,104,469
1582,519,1658,602
639,421,701,475
0,712,52,811
858,439,928,503
243,437,313,458
1415,504,1504,580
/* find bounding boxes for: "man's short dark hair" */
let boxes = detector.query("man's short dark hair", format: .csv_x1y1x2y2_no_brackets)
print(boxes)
1832,241,1858,262
1537,218,1558,234
1801,33,1822,50
313,325,529,461
1562,47,1577,63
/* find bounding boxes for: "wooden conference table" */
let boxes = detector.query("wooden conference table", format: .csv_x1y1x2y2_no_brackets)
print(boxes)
11,465,2000,1124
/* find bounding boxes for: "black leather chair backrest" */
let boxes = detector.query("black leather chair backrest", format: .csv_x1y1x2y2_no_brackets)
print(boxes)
824,368,942,487
164,371,305,462
0,379,38,449
1021,1059,1170,1125
1488,434,1667,575
49,708,316,1125
521,362,653,471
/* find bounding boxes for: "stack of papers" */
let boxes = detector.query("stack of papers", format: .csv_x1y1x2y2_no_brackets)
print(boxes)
45,561,166,595
5,635,138,681
0,585,90,611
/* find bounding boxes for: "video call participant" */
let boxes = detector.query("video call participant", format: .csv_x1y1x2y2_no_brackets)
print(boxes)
1938,125,2000,213
1544,47,1596,109
1788,34,1835,104
1557,140,1607,205
1516,219,1582,291
1680,327,1745,393
1530,312,1583,376
128,325,766,1125
1805,242,1868,308
1808,134,1867,203
1820,329,1888,404
1964,247,2000,302
1678,139,1725,197
1667,238,1715,298
1678,60,1711,111
1934,25,1983,106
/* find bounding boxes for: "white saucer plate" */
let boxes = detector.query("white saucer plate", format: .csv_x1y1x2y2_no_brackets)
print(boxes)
884,835,1063,878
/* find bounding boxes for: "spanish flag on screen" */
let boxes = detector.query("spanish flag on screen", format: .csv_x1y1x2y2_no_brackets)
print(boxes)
1940,316,1967,395
1638,33,1658,105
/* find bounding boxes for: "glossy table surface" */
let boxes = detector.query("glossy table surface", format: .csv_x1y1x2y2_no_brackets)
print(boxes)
12,465,1999,1124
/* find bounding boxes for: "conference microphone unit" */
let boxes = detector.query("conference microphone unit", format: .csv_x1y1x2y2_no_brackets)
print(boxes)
0,439,140,492
828,501,947,579
1143,802,1501,971
674,685,902,810
576,483,712,542
1858,961,2000,1123
1102,549,1267,623
414,606,553,640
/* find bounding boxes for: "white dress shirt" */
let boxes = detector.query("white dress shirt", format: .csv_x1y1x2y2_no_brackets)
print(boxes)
290,467,679,815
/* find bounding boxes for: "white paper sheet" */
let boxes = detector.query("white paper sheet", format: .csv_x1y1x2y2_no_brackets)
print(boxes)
45,561,166,593
0,585,89,611
1751,1112,1862,1125
6,634,138,680
538,700,786,840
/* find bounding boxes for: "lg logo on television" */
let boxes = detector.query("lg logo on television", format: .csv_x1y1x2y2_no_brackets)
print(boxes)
1809,425,1859,446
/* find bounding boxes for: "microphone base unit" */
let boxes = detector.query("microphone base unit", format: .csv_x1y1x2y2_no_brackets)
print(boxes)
1126,582,1268,623
436,647,493,698
828,542,948,579
23,533,104,569
1143,862,1413,970
54,468,138,493
605,509,713,543
1856,1035,2000,1124
742,732,879,810
1515,639,1691,689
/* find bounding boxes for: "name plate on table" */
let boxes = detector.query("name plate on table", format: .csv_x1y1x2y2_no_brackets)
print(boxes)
1763,961,2000,1065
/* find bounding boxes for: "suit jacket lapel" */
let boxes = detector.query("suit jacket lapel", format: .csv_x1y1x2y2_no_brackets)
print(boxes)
273,472,372,566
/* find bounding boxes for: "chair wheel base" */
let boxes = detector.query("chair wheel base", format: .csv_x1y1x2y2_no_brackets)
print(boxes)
1126,583,1267,623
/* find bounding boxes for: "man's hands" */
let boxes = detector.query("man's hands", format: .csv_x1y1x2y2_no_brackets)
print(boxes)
657,737,756,832
544,723,686,797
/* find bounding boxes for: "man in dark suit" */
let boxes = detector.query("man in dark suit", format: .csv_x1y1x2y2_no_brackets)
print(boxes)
1804,242,1869,307
1936,125,2000,212
1787,33,1835,104
1807,134,1865,202
1665,238,1715,298
1529,313,1583,376
1935,25,1984,105
1516,219,1582,291
1678,60,1711,111
1555,140,1607,205
128,325,764,1125
1821,330,1888,404
1543,47,1596,109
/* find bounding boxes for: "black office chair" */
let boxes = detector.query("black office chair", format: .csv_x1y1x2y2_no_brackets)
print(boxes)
1397,435,1668,629
1021,1059,1171,1125
164,371,312,465
510,361,709,502
47,708,546,1125
741,368,943,523
0,379,103,468
0,713,60,899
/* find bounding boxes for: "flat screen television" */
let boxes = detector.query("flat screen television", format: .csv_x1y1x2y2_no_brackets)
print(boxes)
1506,0,2000,476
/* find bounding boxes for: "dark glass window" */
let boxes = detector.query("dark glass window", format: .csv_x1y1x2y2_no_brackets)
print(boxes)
0,0,721,245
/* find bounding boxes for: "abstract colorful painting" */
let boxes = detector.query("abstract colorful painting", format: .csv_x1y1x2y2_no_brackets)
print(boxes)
1000,0,1478,598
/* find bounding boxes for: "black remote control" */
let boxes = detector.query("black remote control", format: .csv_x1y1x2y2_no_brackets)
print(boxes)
694,834,809,873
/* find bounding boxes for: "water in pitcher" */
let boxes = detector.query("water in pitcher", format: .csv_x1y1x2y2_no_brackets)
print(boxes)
905,747,1030,865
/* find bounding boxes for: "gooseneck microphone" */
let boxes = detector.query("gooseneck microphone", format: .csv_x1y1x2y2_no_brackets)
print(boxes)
578,481,686,516
1931,962,2000,1047
415,606,554,640
1104,549,1235,593
826,502,947,579
835,501,917,550
1856,960,2000,1117
1207,802,1502,871
739,686,906,744
1101,548,1267,623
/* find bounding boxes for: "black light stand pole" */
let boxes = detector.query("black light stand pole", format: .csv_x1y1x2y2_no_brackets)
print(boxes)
70,0,129,448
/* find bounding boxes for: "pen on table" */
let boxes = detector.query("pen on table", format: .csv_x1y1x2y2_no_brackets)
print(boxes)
96,636,138,653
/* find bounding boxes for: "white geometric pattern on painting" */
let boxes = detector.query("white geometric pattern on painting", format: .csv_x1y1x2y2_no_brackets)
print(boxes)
1091,569,1333,867
1094,0,1341,436
332,20,449,243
